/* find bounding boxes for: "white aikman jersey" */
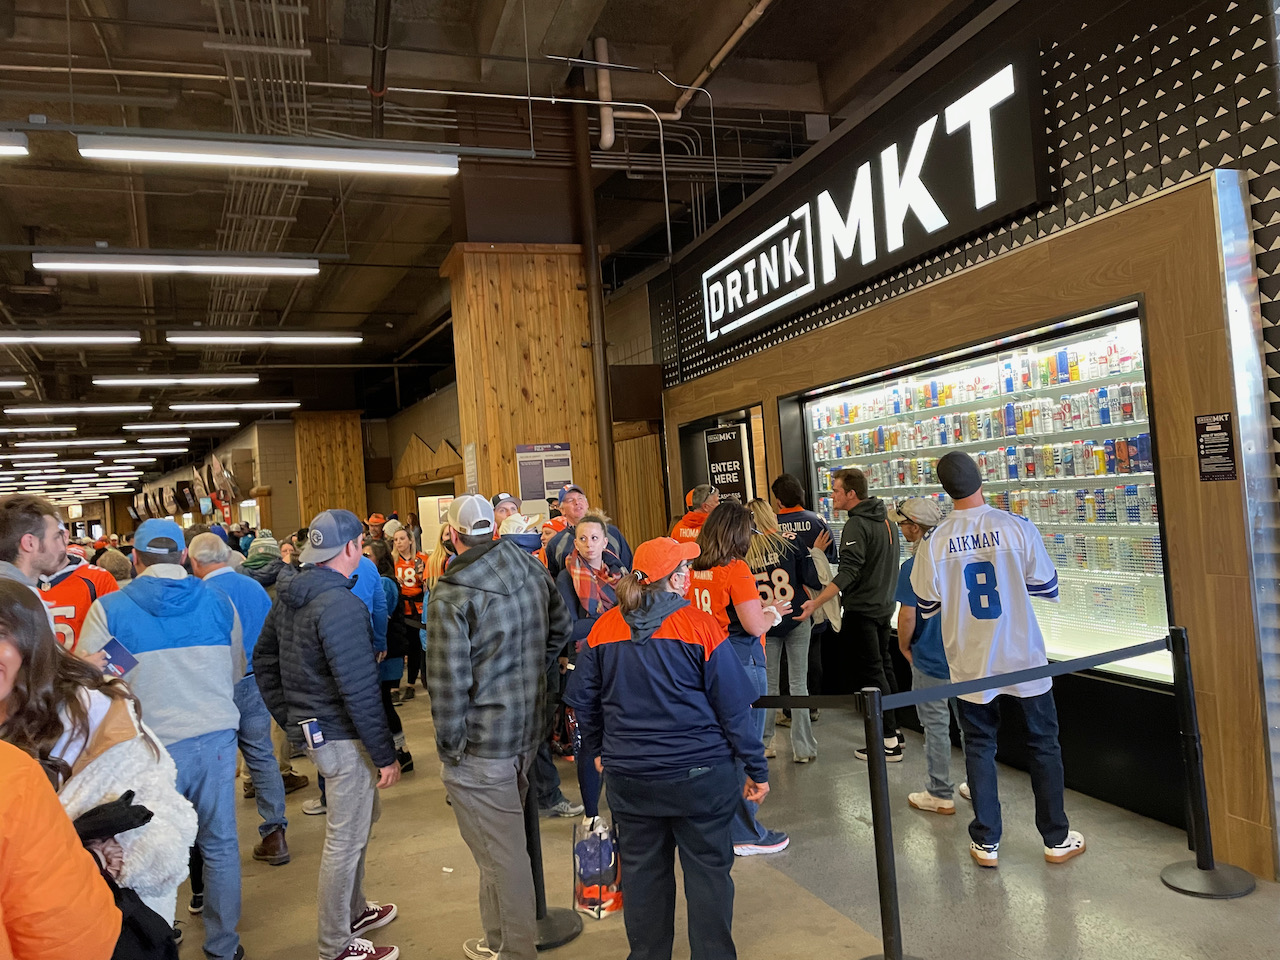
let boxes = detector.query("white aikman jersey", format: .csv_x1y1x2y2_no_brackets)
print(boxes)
910,503,1059,703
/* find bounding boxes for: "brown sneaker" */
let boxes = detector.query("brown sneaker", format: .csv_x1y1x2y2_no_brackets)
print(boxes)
282,772,310,794
242,779,256,799
252,827,290,866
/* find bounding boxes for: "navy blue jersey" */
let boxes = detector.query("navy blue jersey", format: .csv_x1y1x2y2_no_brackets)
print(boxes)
750,536,822,636
776,507,836,561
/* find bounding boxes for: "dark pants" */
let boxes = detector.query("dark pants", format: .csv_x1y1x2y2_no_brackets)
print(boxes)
825,611,898,732
405,645,426,686
379,680,403,737
607,764,738,960
956,691,1070,847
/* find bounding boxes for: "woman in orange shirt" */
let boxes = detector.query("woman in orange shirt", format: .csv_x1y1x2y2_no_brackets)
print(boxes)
688,500,791,856
391,526,431,700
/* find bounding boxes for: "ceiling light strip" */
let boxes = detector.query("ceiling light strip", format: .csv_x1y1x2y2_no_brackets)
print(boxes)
93,375,259,386
33,254,319,276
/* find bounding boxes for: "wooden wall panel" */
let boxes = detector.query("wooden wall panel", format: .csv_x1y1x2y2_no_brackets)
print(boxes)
613,432,668,546
292,411,367,522
662,174,1277,878
442,243,603,505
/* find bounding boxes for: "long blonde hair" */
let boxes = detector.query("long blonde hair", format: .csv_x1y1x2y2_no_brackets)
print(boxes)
745,498,794,573
425,526,451,590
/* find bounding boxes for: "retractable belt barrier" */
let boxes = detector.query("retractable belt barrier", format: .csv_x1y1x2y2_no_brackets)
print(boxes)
752,626,1255,960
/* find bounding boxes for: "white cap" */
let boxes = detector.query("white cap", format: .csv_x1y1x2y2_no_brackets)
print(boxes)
447,494,495,536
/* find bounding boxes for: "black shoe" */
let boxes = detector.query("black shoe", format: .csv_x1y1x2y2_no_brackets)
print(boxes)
173,923,184,946
188,892,203,914
397,750,414,773
810,709,821,723
854,741,904,762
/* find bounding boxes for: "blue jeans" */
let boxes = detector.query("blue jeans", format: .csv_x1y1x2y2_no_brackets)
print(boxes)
731,653,770,845
235,675,287,837
956,691,1069,847
607,763,738,960
570,710,602,819
910,665,961,801
169,729,242,960
763,620,818,759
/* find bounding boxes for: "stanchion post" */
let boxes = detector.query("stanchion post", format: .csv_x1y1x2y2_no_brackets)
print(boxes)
1160,627,1256,899
859,687,921,960
524,760,584,949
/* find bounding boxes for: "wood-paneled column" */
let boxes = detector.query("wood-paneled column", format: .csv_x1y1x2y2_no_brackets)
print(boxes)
293,411,367,522
441,243,602,504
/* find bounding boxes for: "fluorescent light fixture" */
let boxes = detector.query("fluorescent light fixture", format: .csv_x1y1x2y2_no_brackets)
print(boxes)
0,425,76,434
137,447,187,454
135,436,190,444
14,439,127,448
93,375,259,387
124,421,238,431
0,133,29,157
0,379,25,388
109,457,157,464
0,452,56,460
33,253,319,277
166,331,363,345
44,460,103,467
0,332,141,345
168,400,299,411
5,403,152,415
78,133,460,177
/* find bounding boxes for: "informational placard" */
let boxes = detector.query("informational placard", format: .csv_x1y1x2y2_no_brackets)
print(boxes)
464,442,479,495
1195,412,1237,482
704,424,753,503
516,442,574,503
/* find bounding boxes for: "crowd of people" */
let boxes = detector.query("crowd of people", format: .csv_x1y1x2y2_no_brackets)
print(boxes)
0,451,1084,960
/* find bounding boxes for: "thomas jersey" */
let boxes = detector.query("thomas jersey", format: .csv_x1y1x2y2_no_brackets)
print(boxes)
40,560,119,654
910,504,1059,703
687,559,762,654
393,552,429,617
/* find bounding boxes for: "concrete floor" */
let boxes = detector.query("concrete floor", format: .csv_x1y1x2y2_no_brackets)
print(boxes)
177,697,1280,960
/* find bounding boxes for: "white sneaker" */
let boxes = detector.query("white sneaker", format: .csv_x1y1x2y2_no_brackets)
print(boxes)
1045,830,1086,864
325,938,399,960
907,791,956,815
970,841,999,868
764,743,777,759
302,798,327,816
463,938,498,960
959,782,971,801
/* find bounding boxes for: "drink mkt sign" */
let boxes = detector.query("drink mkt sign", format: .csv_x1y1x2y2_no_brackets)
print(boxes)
704,424,753,503
695,45,1046,345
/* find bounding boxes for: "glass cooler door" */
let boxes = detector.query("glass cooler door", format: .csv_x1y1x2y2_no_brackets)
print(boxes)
803,314,1171,683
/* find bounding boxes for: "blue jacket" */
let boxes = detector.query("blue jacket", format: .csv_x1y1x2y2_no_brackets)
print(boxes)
350,555,386,640
563,591,767,783
376,576,404,684
203,566,273,665
80,567,241,746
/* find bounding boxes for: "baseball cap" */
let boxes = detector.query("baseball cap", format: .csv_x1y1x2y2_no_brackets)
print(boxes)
66,543,88,560
632,537,700,583
888,498,944,527
557,483,586,504
499,514,536,535
936,451,983,500
134,518,185,558
447,494,495,536
541,516,569,534
382,518,404,540
302,509,364,564
492,492,519,510
367,512,386,525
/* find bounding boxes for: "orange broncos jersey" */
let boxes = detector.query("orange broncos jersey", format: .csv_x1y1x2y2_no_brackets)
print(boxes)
40,560,119,654
668,512,706,545
393,552,430,617
686,559,763,655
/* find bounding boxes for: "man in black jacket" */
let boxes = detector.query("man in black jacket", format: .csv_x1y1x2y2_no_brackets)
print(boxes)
255,509,402,960
797,467,902,759
427,494,572,960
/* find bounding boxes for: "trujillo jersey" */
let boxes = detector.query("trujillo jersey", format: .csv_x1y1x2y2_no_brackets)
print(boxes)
776,506,837,561
910,504,1059,703
39,559,119,654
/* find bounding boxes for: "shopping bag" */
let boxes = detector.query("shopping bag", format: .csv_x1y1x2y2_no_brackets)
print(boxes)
573,818,623,918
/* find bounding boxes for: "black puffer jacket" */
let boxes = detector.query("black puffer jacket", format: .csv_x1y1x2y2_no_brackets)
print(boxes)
254,565,395,768
239,557,296,600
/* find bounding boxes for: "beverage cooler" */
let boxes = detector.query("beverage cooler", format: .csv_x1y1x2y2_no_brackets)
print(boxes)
799,312,1172,686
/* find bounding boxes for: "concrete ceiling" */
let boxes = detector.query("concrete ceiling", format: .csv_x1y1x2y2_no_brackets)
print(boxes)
0,0,994,496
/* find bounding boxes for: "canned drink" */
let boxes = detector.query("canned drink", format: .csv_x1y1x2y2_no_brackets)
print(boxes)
1070,395,1085,430
1004,401,1016,435
1042,443,1055,479
1020,357,1032,390
1124,484,1140,522
1137,433,1152,472
1074,489,1087,522
1061,441,1075,477
1003,362,1014,394
1108,390,1122,424
1114,436,1130,473
976,451,989,480
982,411,993,440
1057,348,1070,383
1040,357,1051,388
1059,395,1073,431
1097,386,1111,425
1024,401,1037,434
1051,400,1066,433
1087,351,1101,381
1068,351,1080,382
1126,437,1141,473
969,411,979,442
1084,492,1097,523
876,425,885,452
1006,445,1019,480
1132,382,1148,421
1137,484,1157,524
1103,487,1119,523
1120,353,1134,373
1071,440,1085,475
1119,383,1135,422
954,415,964,444
1052,442,1064,478
1087,389,1101,427
1022,444,1037,478
1013,402,1025,436
1047,352,1060,385
1096,535,1113,569
938,416,949,446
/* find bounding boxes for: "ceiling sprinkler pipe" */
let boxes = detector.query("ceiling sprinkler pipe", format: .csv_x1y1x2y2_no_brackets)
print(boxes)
594,37,615,150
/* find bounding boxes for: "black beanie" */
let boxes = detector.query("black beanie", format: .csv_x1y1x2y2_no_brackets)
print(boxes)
937,451,982,500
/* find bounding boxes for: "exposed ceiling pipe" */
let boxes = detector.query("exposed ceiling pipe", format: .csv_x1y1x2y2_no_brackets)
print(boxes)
594,37,615,150
613,0,774,122
369,0,390,137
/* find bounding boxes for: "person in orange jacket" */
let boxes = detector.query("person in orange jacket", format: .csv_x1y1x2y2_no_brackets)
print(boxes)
669,484,720,544
0,739,121,960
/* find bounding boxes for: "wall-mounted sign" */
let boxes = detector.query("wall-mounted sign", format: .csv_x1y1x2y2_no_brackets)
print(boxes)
463,442,478,495
1195,412,1237,481
704,424,752,504
692,46,1045,346
516,443,574,504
